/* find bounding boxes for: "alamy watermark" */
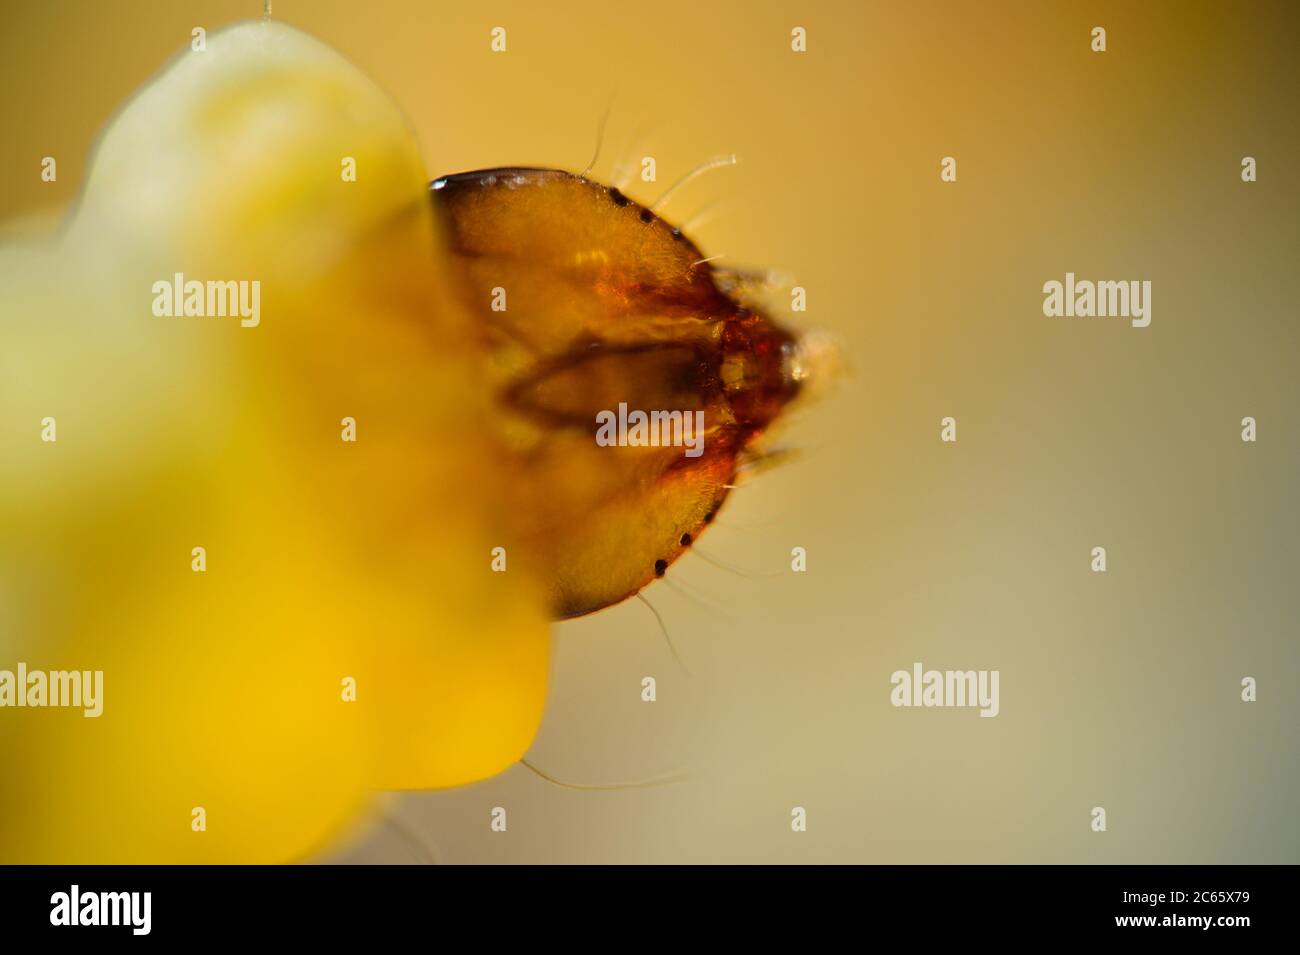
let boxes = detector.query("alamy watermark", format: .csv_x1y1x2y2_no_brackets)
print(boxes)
0,663,103,717
595,402,705,458
152,272,260,327
50,885,150,935
890,662,999,717
1043,272,1151,328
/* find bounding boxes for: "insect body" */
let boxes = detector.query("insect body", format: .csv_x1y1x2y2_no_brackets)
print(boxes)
430,168,808,618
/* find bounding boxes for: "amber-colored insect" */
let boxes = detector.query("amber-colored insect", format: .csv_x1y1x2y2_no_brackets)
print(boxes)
430,167,809,619
3,16,831,863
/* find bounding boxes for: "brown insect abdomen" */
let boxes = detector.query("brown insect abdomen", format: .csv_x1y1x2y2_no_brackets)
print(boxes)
431,167,805,618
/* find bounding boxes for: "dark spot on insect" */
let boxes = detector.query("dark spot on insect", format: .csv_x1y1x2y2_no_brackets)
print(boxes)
671,227,682,240
679,533,692,546
703,507,718,524
609,188,629,207
654,559,668,577
640,209,653,223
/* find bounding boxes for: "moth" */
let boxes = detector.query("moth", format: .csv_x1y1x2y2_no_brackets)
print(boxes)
430,167,814,618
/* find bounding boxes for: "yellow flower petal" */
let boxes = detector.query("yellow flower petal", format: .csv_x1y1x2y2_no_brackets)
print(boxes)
0,20,548,862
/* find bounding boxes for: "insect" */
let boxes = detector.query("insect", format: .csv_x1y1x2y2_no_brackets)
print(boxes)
0,16,826,863
430,167,814,619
